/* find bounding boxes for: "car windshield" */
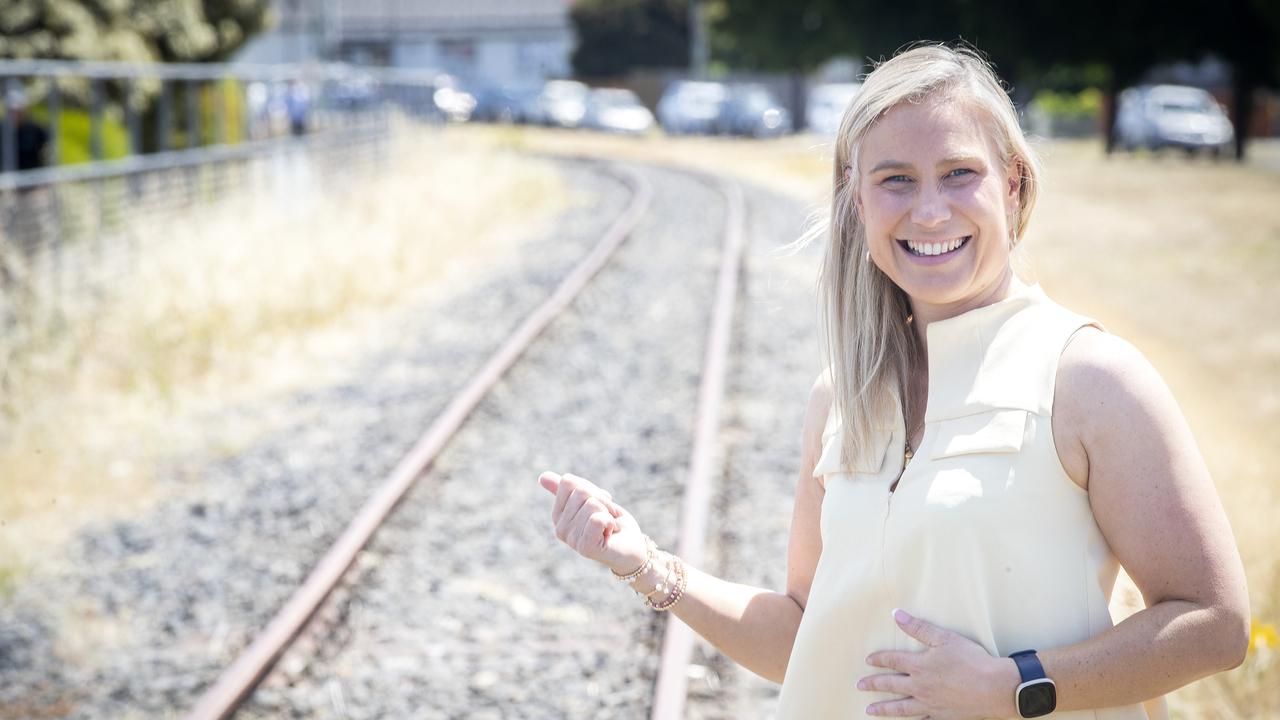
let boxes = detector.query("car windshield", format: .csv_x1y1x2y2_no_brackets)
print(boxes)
671,83,725,103
734,88,773,110
594,90,639,108
1154,94,1214,114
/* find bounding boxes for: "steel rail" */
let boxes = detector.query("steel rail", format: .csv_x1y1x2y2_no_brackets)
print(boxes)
650,178,746,720
184,162,653,720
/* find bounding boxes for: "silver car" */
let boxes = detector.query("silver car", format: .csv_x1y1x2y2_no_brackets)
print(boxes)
656,80,728,135
1116,84,1234,155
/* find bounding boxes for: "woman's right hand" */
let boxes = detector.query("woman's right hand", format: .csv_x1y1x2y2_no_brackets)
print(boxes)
538,471,648,576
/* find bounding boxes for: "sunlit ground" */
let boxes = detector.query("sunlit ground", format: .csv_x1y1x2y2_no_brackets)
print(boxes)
2,120,1275,717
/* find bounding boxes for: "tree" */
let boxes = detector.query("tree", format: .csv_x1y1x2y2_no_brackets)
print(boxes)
709,0,1280,159
570,0,690,78
0,0,272,63
0,1,274,158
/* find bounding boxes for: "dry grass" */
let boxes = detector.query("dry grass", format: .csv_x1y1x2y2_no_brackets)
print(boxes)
0,125,569,582
453,124,1279,718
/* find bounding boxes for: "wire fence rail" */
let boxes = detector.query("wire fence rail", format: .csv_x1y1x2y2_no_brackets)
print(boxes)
0,59,445,325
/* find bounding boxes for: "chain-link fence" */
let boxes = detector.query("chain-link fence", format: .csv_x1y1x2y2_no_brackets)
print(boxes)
0,59,444,326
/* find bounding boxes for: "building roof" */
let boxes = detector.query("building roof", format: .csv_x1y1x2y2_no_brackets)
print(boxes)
335,0,570,35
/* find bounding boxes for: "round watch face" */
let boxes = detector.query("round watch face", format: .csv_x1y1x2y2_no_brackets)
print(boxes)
1017,679,1057,718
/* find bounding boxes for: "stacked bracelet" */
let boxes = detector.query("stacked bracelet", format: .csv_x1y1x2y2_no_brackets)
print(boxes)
611,535,657,583
645,553,687,612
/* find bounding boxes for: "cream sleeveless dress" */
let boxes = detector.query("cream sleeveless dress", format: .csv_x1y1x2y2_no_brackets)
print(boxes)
775,284,1164,719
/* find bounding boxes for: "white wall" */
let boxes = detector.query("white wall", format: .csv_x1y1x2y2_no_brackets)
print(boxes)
234,32,323,64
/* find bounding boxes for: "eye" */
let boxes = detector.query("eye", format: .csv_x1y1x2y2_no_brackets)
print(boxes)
945,168,976,180
883,175,912,184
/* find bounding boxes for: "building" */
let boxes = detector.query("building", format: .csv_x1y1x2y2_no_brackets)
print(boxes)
236,0,575,87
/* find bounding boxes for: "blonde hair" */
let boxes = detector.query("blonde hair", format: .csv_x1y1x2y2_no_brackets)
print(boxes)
814,42,1042,466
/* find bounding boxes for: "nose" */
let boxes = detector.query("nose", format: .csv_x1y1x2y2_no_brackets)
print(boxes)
910,184,951,228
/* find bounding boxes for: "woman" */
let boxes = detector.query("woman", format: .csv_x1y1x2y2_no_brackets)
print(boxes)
537,44,1249,718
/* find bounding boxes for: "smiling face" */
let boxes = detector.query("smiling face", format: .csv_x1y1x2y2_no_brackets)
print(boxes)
854,93,1021,317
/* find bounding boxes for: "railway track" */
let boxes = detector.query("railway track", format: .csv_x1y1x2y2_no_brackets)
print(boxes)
182,160,762,719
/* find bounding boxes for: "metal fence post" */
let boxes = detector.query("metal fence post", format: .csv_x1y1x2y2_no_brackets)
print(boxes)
48,77,61,166
159,79,172,152
2,76,18,174
90,78,103,161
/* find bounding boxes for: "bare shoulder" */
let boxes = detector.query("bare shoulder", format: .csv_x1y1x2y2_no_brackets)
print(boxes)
1054,327,1185,490
801,370,835,484
807,369,834,419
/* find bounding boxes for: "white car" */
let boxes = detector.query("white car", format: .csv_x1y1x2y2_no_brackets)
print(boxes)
583,88,654,135
538,80,590,128
806,82,862,136
1115,84,1234,155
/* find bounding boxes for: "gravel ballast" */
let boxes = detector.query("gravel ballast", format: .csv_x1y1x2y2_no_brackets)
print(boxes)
0,158,632,720
1,155,825,720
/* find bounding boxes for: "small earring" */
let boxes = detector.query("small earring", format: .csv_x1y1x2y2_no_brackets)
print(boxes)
864,250,871,263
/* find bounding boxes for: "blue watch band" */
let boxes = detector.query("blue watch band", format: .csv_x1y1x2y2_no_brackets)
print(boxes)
1010,649,1046,682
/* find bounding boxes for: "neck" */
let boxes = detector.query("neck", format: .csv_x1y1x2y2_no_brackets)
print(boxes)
909,268,1023,351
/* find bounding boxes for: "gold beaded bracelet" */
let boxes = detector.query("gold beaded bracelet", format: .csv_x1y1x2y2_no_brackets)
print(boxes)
611,535,657,583
645,554,687,612
641,555,677,600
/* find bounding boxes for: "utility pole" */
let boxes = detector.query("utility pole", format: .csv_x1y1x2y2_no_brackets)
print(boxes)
688,0,708,78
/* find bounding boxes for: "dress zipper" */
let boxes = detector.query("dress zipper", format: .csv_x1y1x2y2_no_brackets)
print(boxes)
886,441,913,514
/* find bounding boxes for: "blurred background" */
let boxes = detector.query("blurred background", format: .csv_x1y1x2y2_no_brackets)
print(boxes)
1,1,1278,718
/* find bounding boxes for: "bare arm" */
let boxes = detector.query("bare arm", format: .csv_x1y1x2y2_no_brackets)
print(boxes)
538,373,832,684
1031,330,1249,710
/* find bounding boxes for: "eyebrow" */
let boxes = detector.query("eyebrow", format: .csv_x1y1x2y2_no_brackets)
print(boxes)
868,155,986,173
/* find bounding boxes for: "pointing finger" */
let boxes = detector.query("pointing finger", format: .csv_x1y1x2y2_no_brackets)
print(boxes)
538,471,560,495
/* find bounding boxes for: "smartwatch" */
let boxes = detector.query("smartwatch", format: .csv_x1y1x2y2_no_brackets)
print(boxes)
1009,649,1056,718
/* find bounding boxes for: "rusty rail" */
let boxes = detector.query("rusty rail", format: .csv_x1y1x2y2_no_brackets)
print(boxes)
650,179,746,720
185,162,653,720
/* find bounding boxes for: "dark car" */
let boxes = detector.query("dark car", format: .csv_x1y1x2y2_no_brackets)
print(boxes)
716,84,792,138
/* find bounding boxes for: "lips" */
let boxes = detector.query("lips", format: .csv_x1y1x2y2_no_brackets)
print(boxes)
899,236,970,257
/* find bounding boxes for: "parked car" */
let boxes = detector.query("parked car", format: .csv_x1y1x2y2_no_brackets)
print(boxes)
716,84,792,138
471,84,542,124
431,74,477,123
537,79,590,128
656,80,728,135
582,88,655,135
1115,84,1234,155
806,82,861,135
331,74,380,111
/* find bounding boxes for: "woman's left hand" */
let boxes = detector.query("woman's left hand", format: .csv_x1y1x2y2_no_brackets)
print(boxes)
857,609,1019,719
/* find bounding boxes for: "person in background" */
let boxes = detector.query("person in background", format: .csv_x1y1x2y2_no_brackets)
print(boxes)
285,81,311,138
3,89,49,172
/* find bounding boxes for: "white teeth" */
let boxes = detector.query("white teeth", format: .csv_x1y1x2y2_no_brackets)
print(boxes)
905,237,967,256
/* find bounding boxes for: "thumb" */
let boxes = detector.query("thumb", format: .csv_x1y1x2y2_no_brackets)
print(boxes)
538,471,561,495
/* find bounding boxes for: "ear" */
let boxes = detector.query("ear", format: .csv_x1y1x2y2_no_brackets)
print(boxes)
846,172,864,216
1005,159,1023,205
